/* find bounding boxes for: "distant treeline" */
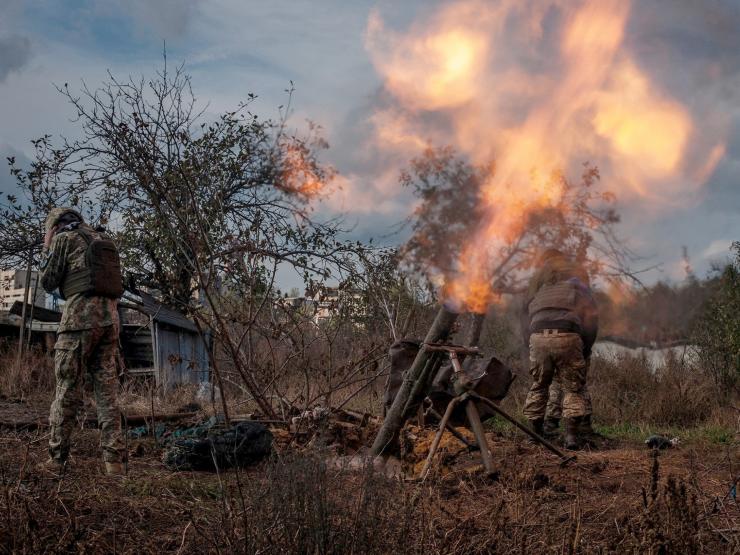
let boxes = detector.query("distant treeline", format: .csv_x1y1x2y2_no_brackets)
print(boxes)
594,276,720,345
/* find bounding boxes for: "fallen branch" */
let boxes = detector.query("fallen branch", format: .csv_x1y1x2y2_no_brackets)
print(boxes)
0,411,201,431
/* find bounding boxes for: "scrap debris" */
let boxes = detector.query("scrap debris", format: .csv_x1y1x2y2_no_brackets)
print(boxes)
123,407,382,471
645,435,680,449
289,407,381,453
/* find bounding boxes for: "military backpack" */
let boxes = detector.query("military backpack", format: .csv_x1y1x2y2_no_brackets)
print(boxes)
61,227,124,299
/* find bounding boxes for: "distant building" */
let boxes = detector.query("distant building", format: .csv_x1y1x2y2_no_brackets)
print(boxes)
310,286,366,326
0,269,46,311
591,337,699,370
275,287,367,326
278,295,317,315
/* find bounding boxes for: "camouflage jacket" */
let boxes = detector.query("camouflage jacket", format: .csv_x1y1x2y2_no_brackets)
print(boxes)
525,261,598,355
41,224,119,333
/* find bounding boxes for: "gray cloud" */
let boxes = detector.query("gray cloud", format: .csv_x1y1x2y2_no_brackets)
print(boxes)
0,35,32,82
86,0,196,41
0,0,736,286
125,0,196,39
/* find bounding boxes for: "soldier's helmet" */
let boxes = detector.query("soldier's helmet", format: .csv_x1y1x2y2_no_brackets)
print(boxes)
45,207,83,234
537,248,567,266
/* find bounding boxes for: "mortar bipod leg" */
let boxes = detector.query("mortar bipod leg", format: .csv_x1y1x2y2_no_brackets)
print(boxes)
417,404,425,427
470,392,575,465
420,396,461,481
464,397,495,476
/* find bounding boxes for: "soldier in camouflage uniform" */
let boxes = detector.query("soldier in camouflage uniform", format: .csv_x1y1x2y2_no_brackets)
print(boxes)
38,208,125,475
523,249,598,450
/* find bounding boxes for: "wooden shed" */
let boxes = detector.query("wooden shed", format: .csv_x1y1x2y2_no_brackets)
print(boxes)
120,291,210,390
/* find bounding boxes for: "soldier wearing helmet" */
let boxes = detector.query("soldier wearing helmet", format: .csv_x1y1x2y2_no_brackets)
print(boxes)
523,249,598,450
37,207,125,475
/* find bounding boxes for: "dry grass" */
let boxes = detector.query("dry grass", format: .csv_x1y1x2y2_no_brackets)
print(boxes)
498,349,736,444
0,343,54,400
1,337,736,439
118,382,207,416
0,336,740,554
589,352,718,428
0,426,736,554
0,333,737,553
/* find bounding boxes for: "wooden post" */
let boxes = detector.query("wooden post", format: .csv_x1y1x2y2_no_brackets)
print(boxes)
26,270,41,348
16,248,33,365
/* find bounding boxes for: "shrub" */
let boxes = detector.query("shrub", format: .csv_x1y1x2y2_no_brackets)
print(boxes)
693,242,740,391
622,452,718,553
589,352,715,428
194,454,427,554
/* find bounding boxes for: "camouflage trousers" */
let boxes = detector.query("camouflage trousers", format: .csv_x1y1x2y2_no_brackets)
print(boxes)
48,325,124,463
523,331,591,420
543,359,593,420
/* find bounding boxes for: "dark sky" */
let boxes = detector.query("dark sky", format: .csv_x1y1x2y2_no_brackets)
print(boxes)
1,0,738,286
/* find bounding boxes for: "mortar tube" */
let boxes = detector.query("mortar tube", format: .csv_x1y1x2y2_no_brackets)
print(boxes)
466,311,486,348
370,304,459,459
401,354,436,418
431,310,486,390
402,351,445,419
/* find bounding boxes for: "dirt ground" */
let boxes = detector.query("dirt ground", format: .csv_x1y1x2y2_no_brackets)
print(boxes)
0,397,737,554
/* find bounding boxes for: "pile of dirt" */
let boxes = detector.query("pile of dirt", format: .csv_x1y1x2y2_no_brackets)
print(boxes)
400,424,478,477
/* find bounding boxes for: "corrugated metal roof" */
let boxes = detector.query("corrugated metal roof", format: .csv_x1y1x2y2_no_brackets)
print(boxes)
135,291,199,332
8,301,62,322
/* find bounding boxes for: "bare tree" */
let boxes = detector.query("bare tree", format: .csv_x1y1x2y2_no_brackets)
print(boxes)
399,146,639,295
1,57,366,418
350,248,433,341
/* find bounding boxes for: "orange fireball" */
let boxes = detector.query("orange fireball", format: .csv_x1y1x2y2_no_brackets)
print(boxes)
365,0,725,313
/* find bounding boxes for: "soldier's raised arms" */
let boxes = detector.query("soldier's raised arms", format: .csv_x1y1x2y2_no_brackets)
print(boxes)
40,232,70,294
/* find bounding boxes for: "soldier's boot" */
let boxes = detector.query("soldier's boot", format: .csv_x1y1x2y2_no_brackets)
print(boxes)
579,414,599,441
564,417,582,451
578,414,601,445
543,417,560,437
105,462,125,476
37,458,66,477
526,418,544,444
